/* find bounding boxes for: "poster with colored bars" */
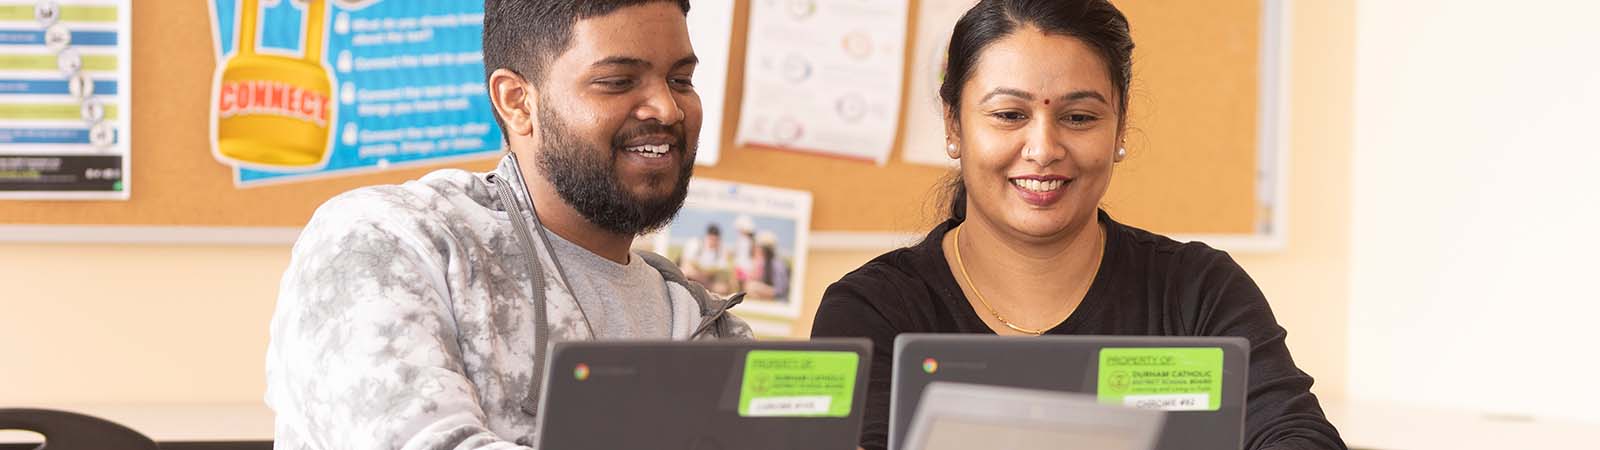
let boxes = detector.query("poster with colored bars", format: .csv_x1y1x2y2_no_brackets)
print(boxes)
208,0,502,186
0,1,131,199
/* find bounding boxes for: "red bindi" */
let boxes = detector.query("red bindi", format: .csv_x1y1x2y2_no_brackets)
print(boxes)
1043,99,1051,105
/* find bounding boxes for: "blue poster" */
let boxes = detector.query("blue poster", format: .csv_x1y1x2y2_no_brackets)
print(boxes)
209,0,501,186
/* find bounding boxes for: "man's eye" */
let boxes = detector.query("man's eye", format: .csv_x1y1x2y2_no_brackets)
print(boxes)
596,79,635,90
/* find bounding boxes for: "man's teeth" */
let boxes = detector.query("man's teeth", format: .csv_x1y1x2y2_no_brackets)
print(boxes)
1011,178,1064,192
626,144,670,157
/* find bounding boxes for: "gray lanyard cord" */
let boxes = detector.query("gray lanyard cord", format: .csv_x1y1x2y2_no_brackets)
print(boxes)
486,170,595,417
487,158,734,418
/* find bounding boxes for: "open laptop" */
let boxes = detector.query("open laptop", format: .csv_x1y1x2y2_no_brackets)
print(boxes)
890,334,1250,450
536,338,872,450
902,382,1166,450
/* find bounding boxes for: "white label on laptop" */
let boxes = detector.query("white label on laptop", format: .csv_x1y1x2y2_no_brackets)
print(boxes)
745,396,834,416
1123,393,1211,411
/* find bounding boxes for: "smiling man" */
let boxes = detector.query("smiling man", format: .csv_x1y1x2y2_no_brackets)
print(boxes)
265,1,752,448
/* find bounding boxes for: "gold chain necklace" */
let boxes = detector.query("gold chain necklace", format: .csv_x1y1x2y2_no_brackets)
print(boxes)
951,225,1088,336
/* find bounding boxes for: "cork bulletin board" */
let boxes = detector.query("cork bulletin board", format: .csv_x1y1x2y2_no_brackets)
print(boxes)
1,0,1284,246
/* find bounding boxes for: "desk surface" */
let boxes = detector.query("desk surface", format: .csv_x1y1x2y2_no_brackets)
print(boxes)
1321,398,1594,450
3,400,1594,449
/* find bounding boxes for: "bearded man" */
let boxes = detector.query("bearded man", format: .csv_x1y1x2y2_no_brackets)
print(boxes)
264,2,751,448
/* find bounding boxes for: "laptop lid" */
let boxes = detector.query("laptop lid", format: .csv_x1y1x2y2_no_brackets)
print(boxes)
890,334,1249,450
536,338,872,450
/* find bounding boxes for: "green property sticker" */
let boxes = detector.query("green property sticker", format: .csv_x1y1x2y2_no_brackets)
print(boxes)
1098,347,1224,411
738,350,859,418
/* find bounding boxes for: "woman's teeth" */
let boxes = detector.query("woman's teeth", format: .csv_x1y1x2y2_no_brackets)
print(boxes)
625,144,670,158
1011,178,1064,193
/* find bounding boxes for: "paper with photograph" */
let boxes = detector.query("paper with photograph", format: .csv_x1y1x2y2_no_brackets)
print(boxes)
655,178,812,319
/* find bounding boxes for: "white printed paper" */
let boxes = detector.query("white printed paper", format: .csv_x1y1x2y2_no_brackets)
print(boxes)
685,0,733,166
900,0,974,167
734,0,908,164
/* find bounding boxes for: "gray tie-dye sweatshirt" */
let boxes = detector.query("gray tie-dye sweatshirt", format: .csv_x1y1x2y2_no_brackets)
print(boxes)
266,154,754,450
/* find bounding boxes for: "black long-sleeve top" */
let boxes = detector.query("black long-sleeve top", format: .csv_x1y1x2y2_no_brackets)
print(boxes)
811,211,1346,450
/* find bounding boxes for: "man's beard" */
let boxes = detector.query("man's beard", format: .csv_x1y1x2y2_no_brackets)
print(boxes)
534,104,695,236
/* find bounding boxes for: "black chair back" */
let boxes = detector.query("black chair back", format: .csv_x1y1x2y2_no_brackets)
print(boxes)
0,408,157,450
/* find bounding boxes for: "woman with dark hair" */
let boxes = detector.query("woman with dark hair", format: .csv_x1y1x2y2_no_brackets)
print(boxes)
811,1,1345,449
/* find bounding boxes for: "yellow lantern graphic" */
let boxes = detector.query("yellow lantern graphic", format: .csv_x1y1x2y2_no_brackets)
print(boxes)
212,0,335,168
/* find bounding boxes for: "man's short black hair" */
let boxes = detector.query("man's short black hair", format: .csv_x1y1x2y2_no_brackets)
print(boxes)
483,0,691,142
706,223,721,237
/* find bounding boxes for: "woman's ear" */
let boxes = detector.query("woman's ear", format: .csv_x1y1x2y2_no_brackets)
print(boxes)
1115,122,1131,163
943,105,962,159
488,68,537,139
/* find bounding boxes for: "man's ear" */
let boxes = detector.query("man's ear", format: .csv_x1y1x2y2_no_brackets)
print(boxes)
489,68,537,138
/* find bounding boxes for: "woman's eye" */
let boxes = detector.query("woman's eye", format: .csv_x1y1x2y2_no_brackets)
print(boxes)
1063,114,1100,126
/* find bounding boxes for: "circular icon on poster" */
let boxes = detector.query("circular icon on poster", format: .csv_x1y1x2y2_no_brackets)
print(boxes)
334,12,351,34
341,82,356,104
81,97,104,122
57,48,81,75
69,72,94,100
773,117,804,144
44,23,71,53
337,50,353,73
842,31,873,60
35,1,60,26
781,54,812,83
341,122,359,146
835,94,867,123
89,121,115,149
785,0,816,19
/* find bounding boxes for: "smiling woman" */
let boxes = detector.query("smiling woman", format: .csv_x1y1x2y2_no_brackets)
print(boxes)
810,1,1346,449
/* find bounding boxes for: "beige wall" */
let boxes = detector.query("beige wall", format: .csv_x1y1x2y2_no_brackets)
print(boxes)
0,1,1352,405
1233,0,1353,400
1348,0,1600,422
0,244,288,404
